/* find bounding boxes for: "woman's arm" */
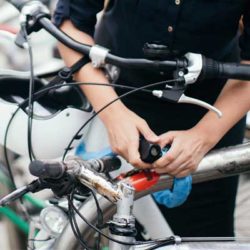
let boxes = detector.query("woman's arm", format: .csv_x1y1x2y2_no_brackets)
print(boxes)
154,3,250,177
58,20,158,167
153,61,250,177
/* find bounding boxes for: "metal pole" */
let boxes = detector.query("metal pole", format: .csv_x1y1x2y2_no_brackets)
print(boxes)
109,182,136,250
141,142,250,197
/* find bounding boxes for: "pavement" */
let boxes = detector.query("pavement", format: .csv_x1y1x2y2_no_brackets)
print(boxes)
235,173,250,237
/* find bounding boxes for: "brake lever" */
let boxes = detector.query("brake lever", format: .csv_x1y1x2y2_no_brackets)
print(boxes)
0,179,42,206
0,186,29,206
152,52,222,118
152,88,222,118
0,172,78,206
178,94,222,118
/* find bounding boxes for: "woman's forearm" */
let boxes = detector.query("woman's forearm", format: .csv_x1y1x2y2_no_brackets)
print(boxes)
57,21,159,167
152,62,250,177
195,61,250,147
58,20,126,121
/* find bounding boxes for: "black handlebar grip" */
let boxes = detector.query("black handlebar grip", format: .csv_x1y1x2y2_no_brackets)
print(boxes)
100,156,122,173
87,156,121,173
201,57,250,81
200,57,220,80
29,160,65,179
139,138,162,163
218,63,250,81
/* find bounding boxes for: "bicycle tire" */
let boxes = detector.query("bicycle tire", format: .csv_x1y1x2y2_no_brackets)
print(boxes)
54,142,250,250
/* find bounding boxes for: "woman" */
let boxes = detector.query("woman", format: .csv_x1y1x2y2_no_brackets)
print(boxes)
54,0,250,236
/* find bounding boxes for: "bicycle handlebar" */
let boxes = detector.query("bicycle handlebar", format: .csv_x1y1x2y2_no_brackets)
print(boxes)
8,0,250,83
202,57,250,81
29,156,121,178
27,5,250,83
38,17,184,72
29,160,66,179
0,186,29,206
220,63,250,81
29,156,122,202
0,155,123,206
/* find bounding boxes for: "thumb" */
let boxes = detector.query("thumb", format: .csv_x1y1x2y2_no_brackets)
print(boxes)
137,121,159,143
127,139,151,168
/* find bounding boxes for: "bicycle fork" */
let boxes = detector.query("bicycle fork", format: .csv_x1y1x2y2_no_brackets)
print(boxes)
109,182,136,250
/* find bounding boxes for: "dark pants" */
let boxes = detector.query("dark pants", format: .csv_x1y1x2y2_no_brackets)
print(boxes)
158,176,239,236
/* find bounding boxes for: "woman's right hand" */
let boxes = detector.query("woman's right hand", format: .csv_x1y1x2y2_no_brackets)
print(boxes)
100,104,159,168
58,21,160,167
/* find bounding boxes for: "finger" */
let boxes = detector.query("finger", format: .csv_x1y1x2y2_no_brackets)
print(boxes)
161,150,197,175
128,139,151,169
158,131,176,148
154,157,186,175
168,161,188,176
153,140,183,169
155,167,169,174
110,136,128,158
165,148,202,176
176,169,192,178
164,159,188,176
137,120,159,143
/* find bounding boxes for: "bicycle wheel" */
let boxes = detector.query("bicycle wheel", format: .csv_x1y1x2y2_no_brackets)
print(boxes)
54,143,250,250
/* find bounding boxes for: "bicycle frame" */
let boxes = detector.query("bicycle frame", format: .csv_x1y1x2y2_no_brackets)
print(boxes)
53,142,250,250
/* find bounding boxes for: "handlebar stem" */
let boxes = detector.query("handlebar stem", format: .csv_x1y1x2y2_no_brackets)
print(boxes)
64,157,122,202
109,182,136,250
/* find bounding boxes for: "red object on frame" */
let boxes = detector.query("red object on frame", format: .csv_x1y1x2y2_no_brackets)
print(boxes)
118,171,160,192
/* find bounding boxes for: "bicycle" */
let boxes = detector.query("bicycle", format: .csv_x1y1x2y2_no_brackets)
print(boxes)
1,0,250,249
3,142,250,250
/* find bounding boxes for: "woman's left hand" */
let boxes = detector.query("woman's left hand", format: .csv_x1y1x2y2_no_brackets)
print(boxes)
152,127,216,177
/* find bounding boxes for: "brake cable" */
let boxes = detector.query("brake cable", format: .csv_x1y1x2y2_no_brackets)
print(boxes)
62,78,180,160
21,23,36,161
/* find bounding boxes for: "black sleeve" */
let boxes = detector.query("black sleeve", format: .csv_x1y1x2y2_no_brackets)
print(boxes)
53,0,105,36
239,2,250,60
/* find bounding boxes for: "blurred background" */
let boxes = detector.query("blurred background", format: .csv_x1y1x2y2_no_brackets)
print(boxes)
0,1,249,249
0,1,61,249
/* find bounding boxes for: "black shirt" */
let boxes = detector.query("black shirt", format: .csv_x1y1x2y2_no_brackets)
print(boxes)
54,0,250,60
54,0,247,146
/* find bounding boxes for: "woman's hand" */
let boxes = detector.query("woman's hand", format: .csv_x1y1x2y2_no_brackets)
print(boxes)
152,127,215,177
101,105,159,168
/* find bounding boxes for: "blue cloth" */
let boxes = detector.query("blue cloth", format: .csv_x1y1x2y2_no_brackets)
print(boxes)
76,143,114,160
153,175,192,208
